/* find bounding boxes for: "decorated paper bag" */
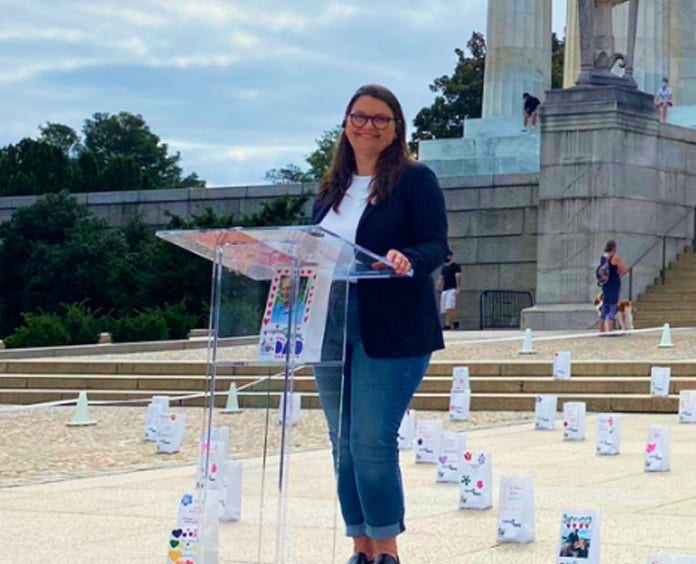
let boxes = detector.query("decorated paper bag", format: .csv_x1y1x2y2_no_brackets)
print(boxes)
563,402,586,441
156,413,186,454
452,366,470,392
415,419,443,464
196,426,230,489
646,555,696,564
496,475,535,543
650,366,671,397
458,451,492,510
144,402,162,442
277,392,301,427
645,425,671,472
553,351,571,381
398,409,416,450
679,390,696,423
534,395,557,430
557,510,600,563
596,413,621,455
449,389,471,421
219,459,242,522
169,492,199,564
144,395,170,441
436,432,466,483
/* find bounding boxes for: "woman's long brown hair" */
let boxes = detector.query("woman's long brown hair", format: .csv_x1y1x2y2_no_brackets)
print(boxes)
317,84,411,211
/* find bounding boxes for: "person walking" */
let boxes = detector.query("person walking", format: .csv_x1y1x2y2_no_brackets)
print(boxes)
438,250,461,330
596,240,628,333
312,84,448,564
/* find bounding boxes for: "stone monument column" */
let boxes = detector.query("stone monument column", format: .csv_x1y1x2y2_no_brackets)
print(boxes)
669,0,696,105
563,0,581,88
482,0,552,118
613,0,670,95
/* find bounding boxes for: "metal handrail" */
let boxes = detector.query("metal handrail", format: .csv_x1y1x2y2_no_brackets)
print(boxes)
627,206,696,300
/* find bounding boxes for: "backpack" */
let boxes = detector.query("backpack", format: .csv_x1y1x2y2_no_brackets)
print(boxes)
595,257,610,286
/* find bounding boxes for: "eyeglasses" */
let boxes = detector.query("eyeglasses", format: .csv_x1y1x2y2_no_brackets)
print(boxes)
348,112,398,130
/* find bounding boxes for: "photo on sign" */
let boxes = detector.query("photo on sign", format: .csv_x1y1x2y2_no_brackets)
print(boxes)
559,526,592,559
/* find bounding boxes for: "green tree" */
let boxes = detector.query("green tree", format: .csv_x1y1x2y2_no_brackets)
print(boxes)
82,111,204,189
264,125,341,184
0,191,127,336
552,32,565,89
38,122,81,156
265,164,312,184
0,139,70,196
412,32,486,145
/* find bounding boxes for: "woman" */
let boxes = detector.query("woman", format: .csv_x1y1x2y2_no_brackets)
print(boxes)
312,84,448,564
654,77,673,122
596,239,628,333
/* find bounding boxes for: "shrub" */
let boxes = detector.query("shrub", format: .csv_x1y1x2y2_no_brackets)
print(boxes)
3,312,70,348
62,303,101,345
108,309,169,343
160,302,199,340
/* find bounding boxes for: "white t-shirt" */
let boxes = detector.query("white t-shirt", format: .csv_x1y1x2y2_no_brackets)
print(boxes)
319,174,372,244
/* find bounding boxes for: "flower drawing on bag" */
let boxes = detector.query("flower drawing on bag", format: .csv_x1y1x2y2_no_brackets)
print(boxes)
461,474,471,486
464,451,472,461
476,480,484,490
646,442,656,454
477,453,486,465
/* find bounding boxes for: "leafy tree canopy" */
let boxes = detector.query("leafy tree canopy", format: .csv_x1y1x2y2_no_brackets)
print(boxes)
412,32,486,145
265,126,341,184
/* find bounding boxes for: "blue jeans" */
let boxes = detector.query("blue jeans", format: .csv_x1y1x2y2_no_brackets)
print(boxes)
314,286,431,540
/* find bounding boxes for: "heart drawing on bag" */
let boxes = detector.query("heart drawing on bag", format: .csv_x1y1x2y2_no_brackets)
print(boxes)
646,443,657,454
438,455,447,464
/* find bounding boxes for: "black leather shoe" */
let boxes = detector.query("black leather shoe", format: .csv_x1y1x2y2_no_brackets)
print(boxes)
346,552,373,564
374,554,400,564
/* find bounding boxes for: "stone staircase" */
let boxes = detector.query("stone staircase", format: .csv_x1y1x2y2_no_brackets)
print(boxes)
635,246,696,328
2,358,695,413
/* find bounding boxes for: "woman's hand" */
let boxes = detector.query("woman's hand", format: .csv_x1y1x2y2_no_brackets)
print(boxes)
372,249,412,275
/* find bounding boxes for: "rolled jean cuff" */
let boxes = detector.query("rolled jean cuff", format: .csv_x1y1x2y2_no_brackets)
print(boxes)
365,520,405,540
345,522,366,537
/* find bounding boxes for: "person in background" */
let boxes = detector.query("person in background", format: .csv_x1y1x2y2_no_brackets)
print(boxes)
522,92,541,131
597,239,628,333
438,250,462,330
654,77,673,122
312,84,448,564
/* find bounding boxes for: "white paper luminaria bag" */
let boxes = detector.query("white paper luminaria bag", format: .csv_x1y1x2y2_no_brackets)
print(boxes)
650,366,671,398
156,413,186,454
553,351,571,380
496,475,535,543
534,395,557,430
563,402,586,441
458,451,493,510
415,419,443,464
219,459,242,522
644,425,671,472
557,510,600,564
452,366,470,392
449,389,471,421
679,390,696,424
596,413,621,455
436,431,466,483
398,409,416,449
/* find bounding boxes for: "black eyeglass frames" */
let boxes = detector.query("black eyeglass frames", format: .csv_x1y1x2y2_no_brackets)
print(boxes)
347,113,399,130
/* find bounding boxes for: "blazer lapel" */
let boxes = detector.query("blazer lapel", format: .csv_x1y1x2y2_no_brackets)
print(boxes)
356,198,378,234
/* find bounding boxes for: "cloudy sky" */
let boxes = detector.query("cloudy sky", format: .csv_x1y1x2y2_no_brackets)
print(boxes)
1,1,567,187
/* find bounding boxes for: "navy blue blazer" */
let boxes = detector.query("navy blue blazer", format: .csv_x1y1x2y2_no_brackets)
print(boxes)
312,162,448,358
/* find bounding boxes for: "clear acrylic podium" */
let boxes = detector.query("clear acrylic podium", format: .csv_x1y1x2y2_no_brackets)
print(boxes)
156,225,400,563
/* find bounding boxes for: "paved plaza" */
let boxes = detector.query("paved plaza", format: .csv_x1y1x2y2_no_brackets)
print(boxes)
2,411,696,563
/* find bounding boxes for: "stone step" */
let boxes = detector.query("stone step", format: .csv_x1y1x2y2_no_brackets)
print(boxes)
2,360,696,378
0,388,679,413
639,293,696,302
